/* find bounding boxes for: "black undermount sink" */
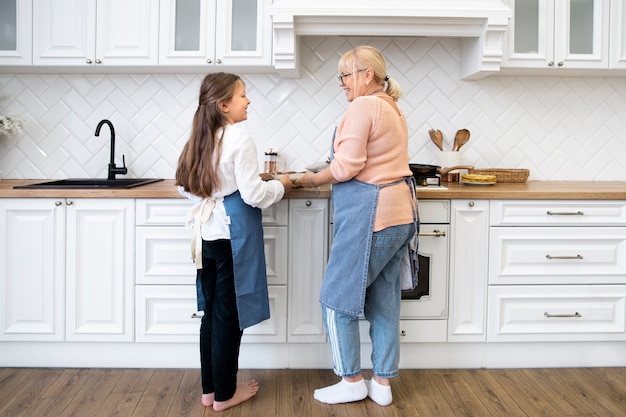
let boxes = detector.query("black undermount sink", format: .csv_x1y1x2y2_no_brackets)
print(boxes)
14,178,164,189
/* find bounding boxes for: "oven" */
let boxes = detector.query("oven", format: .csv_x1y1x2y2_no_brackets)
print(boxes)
401,199,449,320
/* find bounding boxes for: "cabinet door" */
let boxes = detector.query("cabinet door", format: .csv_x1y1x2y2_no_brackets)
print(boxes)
501,0,609,69
158,0,217,65
95,0,159,66
501,0,554,68
215,0,272,66
33,0,96,65
553,0,609,69
288,198,328,343
0,199,65,341
610,0,626,68
448,199,489,342
34,0,158,66
65,199,134,341
0,0,32,65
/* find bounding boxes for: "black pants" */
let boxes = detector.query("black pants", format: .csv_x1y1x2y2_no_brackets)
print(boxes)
199,239,242,401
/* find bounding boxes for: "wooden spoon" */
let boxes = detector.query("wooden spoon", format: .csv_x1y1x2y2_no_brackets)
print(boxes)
428,129,443,151
454,129,470,151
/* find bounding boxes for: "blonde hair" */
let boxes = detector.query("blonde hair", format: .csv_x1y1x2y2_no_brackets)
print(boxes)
175,72,243,197
338,45,402,101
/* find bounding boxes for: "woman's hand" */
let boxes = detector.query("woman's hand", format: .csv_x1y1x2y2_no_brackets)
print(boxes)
294,171,315,188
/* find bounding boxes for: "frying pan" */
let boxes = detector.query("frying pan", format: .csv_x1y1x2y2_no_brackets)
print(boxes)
409,163,474,178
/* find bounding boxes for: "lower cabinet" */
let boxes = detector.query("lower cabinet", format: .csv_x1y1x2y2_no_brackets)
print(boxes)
134,198,328,344
0,198,134,342
488,200,626,343
135,285,287,343
488,285,626,342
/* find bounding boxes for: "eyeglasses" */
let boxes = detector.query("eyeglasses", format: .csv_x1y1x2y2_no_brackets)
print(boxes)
337,69,366,85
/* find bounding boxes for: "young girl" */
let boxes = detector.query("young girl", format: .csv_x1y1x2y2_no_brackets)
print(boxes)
176,72,292,412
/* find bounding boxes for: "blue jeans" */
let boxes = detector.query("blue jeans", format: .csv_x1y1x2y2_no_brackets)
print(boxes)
322,222,415,378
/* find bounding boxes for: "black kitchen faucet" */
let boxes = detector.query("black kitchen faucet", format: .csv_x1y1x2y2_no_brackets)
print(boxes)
95,119,127,180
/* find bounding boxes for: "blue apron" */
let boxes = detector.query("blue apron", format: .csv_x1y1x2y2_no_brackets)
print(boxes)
321,177,418,317
320,127,418,317
196,191,270,330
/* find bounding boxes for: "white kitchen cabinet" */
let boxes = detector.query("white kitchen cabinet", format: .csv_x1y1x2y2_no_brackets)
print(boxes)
65,198,135,341
287,198,328,343
159,0,272,66
134,198,288,343
0,198,64,341
447,199,490,342
488,200,626,342
610,0,626,68
488,285,626,342
501,0,610,70
0,198,134,342
33,0,159,66
0,0,32,65
135,285,287,343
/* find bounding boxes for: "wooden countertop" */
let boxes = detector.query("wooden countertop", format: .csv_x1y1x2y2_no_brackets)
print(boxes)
0,179,332,199
2,179,626,200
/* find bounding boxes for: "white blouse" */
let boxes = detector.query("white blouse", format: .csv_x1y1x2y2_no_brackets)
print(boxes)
179,123,285,241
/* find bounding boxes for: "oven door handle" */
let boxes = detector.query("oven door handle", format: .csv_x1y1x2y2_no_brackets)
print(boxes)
418,230,446,237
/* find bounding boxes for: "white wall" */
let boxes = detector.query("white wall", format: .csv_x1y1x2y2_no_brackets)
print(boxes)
1,36,626,181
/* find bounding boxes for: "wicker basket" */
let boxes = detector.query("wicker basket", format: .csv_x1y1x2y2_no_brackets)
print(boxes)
473,168,529,183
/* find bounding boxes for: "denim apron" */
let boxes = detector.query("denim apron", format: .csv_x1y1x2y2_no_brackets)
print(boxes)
320,126,418,317
193,191,270,330
321,176,418,317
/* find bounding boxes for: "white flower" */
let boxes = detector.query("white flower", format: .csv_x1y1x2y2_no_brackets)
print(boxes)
0,114,23,138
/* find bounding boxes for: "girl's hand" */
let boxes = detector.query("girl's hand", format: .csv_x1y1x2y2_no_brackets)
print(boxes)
279,174,293,193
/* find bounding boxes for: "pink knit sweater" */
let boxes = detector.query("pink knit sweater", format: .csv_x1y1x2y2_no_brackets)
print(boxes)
330,95,414,231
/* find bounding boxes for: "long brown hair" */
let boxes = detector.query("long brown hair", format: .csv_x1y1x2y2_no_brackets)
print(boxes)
175,72,243,197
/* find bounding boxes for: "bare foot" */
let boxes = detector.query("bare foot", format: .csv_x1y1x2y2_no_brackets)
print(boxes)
201,393,214,407
213,379,259,412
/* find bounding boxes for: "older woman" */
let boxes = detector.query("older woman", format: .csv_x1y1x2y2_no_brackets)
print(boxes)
296,45,418,406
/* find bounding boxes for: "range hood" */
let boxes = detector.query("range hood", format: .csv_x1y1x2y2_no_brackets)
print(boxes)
269,0,512,80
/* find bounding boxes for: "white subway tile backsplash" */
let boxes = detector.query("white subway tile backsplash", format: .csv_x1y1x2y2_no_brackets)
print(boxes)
2,37,626,181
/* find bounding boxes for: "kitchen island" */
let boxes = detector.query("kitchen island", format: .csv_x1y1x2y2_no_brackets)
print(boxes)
1,180,626,370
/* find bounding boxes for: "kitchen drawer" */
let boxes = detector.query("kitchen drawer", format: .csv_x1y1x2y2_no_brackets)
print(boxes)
136,226,287,285
135,285,286,343
418,199,450,224
359,319,447,343
136,199,195,226
136,199,288,226
489,227,626,285
487,285,626,342
490,200,626,226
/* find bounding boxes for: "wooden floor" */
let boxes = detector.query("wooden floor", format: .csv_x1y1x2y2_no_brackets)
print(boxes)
1,367,625,417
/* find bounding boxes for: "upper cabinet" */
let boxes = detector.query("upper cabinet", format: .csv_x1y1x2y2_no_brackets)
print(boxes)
0,0,32,66
610,0,626,68
33,0,159,66
159,0,272,66
501,0,610,70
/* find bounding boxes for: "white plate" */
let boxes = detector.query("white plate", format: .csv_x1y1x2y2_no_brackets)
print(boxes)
460,180,496,186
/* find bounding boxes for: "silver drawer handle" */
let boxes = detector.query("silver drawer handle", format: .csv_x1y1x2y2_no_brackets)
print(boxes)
191,313,203,318
544,312,581,318
418,230,446,237
546,211,584,216
546,254,583,260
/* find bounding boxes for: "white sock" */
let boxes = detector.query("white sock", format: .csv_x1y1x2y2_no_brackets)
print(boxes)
365,379,393,406
313,379,368,404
